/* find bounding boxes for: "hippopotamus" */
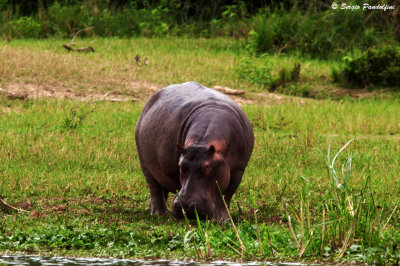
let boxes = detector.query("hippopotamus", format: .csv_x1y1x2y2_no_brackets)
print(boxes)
135,82,254,220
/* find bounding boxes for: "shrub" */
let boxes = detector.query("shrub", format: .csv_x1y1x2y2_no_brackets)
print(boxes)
47,2,173,38
235,56,301,91
48,2,89,37
92,7,142,37
270,62,301,91
6,16,41,38
235,56,272,88
248,4,391,59
341,46,400,88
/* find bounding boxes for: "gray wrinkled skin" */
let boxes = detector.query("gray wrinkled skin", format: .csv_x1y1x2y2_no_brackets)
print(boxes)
135,82,254,220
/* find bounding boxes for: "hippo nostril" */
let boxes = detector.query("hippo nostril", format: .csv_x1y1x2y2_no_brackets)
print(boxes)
172,203,183,218
172,194,215,219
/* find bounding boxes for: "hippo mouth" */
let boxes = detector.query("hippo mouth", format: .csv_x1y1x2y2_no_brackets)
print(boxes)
172,195,215,219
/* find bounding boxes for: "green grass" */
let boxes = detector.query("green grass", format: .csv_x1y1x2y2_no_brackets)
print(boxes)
1,96,400,263
0,37,376,100
0,37,246,93
2,1,398,62
1,37,400,263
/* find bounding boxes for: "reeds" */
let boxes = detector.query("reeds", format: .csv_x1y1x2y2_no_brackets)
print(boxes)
180,139,399,262
249,4,398,59
286,138,399,259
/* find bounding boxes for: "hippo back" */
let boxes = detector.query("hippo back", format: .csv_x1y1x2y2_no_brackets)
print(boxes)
135,81,253,192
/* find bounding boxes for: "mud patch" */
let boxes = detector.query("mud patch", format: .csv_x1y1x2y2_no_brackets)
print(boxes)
0,82,161,102
0,81,306,107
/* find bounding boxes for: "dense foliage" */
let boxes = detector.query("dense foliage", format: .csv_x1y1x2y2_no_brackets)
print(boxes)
250,4,399,59
1,0,263,38
341,46,400,88
1,0,399,60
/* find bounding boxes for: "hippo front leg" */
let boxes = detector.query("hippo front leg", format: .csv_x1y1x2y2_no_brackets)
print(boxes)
213,194,229,221
214,169,244,221
143,169,169,216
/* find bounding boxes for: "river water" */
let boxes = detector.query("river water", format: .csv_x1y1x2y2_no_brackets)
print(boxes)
0,255,302,265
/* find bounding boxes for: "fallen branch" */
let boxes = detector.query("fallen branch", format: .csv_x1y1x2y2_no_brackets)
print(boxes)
70,28,92,44
63,44,95,53
62,27,95,53
62,44,73,51
76,47,95,53
0,198,29,213
213,86,246,96
7,92,28,100
0,88,28,100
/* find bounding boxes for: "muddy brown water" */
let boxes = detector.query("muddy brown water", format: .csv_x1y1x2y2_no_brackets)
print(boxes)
0,255,304,265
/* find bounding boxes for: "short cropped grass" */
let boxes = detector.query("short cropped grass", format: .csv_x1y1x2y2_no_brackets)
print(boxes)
1,96,400,263
0,37,377,99
1,38,400,263
0,38,245,96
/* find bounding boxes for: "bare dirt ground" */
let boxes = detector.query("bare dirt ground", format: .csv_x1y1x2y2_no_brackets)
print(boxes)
0,81,307,106
0,81,158,102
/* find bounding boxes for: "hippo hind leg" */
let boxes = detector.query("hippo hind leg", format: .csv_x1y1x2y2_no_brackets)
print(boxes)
142,168,169,216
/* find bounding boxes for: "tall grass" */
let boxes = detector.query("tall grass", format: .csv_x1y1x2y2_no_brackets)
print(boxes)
249,4,398,59
337,46,400,89
0,0,250,39
1,1,399,61
182,139,400,263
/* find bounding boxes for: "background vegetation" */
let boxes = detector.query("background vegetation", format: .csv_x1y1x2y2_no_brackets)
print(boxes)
2,0,399,90
0,0,400,264
1,0,399,57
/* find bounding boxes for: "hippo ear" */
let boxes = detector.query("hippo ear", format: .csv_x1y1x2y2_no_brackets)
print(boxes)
209,145,216,155
177,143,185,154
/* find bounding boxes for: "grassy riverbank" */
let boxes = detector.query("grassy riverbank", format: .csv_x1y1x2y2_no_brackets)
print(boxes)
2,37,395,100
1,98,400,263
1,38,400,263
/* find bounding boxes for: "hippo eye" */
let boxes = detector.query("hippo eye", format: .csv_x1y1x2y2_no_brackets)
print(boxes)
203,165,211,172
181,166,188,174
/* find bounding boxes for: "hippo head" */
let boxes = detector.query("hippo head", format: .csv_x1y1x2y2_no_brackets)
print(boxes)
172,144,230,220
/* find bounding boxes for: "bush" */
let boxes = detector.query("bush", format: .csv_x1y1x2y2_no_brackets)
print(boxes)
48,2,90,37
235,56,272,88
6,16,41,38
235,56,301,91
248,4,393,59
1,0,399,61
92,7,142,37
270,62,301,91
46,2,174,38
341,46,400,88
